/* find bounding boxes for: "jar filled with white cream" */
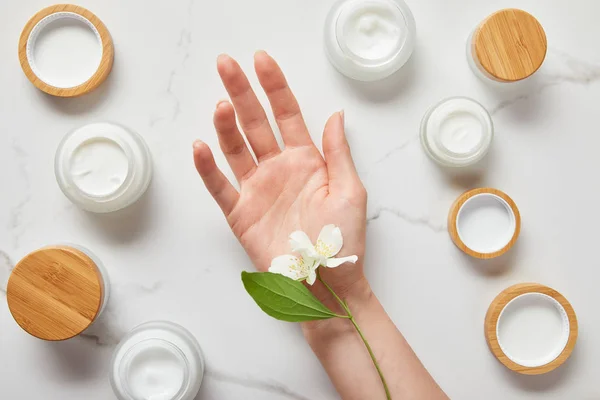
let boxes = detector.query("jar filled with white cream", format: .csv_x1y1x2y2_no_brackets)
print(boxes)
110,321,204,400
55,122,152,213
324,0,416,81
420,97,493,168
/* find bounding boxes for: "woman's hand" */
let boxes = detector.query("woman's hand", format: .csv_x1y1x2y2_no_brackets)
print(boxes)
193,51,367,295
194,51,448,400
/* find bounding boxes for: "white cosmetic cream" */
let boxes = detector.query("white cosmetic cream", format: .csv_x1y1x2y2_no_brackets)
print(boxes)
456,193,516,255
497,293,570,368
27,12,102,89
324,0,416,81
420,97,493,167
55,122,152,213
111,321,204,400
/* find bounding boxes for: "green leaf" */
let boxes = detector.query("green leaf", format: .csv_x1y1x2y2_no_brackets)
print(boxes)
241,271,339,322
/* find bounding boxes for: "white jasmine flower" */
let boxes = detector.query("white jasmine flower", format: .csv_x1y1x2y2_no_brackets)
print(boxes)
269,225,358,285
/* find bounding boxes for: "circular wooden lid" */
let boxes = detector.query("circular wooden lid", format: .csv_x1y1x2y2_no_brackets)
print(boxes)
7,246,104,341
448,188,521,259
484,283,578,375
473,9,547,82
18,4,114,97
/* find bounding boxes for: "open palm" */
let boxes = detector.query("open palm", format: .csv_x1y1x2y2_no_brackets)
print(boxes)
193,52,367,292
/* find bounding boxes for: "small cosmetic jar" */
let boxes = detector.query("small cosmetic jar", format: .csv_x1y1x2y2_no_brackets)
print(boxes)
448,188,520,259
485,283,577,375
18,4,114,97
7,244,110,341
420,97,493,168
55,122,153,213
467,9,547,84
110,321,205,400
324,0,416,81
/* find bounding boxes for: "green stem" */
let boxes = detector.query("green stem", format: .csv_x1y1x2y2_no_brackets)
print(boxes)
317,274,392,400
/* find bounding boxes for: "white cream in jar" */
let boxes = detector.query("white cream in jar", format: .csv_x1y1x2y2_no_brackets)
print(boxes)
420,97,493,167
324,0,416,81
110,321,204,400
55,122,152,213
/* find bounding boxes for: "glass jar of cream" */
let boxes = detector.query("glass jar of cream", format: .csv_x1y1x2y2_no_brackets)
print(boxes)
324,0,416,81
111,321,205,400
55,122,152,213
7,244,110,341
420,97,493,168
467,9,547,84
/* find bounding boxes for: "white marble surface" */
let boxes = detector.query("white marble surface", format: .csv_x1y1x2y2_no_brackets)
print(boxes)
1,0,600,398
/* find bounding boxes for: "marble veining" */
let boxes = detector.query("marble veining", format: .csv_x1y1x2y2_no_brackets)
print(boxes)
2,1,600,399
368,206,446,232
0,250,14,294
150,0,195,127
204,368,312,400
490,47,600,115
8,138,32,250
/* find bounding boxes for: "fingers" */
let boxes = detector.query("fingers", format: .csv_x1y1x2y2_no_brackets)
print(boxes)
254,51,313,148
217,54,280,162
214,100,256,182
322,111,362,194
193,140,239,215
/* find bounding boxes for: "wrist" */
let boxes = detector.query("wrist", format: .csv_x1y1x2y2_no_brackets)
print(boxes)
301,272,373,340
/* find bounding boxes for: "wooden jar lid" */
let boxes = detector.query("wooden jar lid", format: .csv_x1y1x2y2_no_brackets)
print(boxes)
448,188,521,259
484,283,578,375
7,245,104,341
18,4,114,97
472,9,547,82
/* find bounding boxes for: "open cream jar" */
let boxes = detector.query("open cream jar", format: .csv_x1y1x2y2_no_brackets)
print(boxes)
420,97,493,168
55,122,152,213
111,321,205,400
324,0,416,81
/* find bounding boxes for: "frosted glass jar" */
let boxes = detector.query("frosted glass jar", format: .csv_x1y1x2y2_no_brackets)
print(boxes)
55,122,152,213
467,9,547,84
6,244,109,341
324,0,416,81
420,97,493,167
111,321,205,400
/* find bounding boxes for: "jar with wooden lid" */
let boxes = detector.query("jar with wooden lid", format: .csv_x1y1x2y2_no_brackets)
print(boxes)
467,9,547,84
6,244,110,341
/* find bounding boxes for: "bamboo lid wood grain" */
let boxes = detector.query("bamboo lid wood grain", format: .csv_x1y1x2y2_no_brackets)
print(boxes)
471,9,547,82
484,283,577,375
7,245,105,341
18,4,114,97
448,188,521,259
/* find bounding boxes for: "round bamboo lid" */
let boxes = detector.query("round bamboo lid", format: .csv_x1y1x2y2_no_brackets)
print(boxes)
473,9,547,82
484,283,577,375
7,245,104,341
448,188,521,259
18,4,114,97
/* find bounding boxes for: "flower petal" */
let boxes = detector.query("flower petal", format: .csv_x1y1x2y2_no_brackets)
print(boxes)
316,225,343,257
306,268,317,285
326,255,358,268
289,230,316,256
269,255,308,280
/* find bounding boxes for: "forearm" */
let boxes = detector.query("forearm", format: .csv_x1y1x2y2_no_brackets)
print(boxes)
303,277,448,400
